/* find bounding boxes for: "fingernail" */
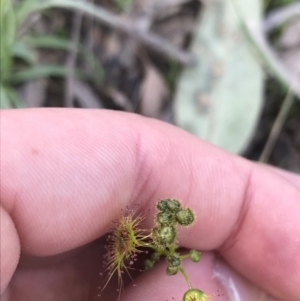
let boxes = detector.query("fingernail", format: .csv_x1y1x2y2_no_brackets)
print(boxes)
213,259,267,301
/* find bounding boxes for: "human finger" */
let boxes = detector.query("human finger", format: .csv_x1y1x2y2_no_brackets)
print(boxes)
1,108,299,300
262,164,300,189
121,252,268,301
0,206,20,293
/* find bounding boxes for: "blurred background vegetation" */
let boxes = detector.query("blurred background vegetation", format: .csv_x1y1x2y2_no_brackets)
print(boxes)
1,0,299,172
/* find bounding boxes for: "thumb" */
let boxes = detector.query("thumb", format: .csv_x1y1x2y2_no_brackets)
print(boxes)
0,206,20,294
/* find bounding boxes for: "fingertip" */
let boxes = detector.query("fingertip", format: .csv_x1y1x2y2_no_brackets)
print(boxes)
0,207,20,294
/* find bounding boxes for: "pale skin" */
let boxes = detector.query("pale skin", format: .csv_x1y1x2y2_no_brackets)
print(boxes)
1,109,300,301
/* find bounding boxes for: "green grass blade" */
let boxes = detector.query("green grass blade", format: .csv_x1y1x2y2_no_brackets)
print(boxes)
9,65,85,82
26,35,73,50
11,40,37,64
26,35,104,82
0,85,22,108
16,0,127,31
1,0,16,79
1,0,16,47
5,86,23,107
0,85,12,108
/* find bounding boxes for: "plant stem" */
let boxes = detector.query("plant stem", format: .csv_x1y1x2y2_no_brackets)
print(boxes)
180,253,190,260
259,89,294,163
179,266,192,289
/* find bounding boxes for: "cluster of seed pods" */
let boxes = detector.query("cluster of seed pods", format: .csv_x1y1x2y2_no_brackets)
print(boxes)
100,199,210,301
142,199,207,301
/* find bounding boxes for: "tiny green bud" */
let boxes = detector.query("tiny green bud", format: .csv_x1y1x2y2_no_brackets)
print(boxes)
166,266,178,276
190,250,201,262
150,252,161,262
183,288,208,301
156,211,175,225
153,226,176,245
167,253,181,267
166,199,181,213
144,259,154,270
176,208,194,226
157,199,169,211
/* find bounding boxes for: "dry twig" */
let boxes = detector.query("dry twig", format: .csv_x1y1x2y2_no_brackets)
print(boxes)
259,90,295,163
65,8,84,107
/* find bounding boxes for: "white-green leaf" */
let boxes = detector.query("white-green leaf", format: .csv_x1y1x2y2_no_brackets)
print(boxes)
174,0,264,154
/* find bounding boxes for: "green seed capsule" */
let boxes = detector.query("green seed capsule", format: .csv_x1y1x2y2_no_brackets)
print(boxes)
167,253,181,267
153,226,176,245
182,288,208,301
190,250,201,262
176,208,195,226
166,199,181,213
144,259,154,270
157,199,169,211
156,211,175,225
166,265,178,276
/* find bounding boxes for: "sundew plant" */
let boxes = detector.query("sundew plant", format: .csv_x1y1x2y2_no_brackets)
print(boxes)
100,198,214,301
